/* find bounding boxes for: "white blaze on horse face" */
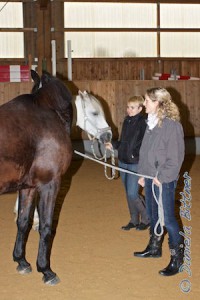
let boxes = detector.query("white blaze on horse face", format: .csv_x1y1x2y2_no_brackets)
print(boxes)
75,91,111,140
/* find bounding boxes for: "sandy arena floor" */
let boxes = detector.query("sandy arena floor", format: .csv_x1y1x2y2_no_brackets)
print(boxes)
0,155,199,300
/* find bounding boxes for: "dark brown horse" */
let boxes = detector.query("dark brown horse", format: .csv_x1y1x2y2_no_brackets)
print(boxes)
0,70,112,285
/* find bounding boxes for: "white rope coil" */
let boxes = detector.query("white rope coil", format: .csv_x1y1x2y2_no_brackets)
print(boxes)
152,182,164,236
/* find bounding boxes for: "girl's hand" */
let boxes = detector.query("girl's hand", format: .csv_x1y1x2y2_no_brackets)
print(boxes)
153,177,161,186
138,177,145,187
104,142,113,150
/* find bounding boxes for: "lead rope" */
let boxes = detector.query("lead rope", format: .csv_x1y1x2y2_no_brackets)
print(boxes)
104,148,116,180
79,95,114,179
90,140,116,180
152,182,164,236
74,150,164,236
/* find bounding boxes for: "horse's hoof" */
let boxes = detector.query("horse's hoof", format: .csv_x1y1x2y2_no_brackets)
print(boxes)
43,275,60,286
17,265,32,275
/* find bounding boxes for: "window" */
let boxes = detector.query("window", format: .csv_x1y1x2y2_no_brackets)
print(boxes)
0,2,24,58
64,2,200,58
64,2,157,58
160,4,200,57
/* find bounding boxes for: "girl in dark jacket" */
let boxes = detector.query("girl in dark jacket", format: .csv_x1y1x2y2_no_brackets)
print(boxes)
106,95,149,230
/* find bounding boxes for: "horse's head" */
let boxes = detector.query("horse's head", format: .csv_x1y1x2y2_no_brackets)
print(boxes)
75,91,112,143
31,70,73,134
30,70,53,94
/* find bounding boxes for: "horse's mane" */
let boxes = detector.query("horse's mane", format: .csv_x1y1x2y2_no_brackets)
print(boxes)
34,72,72,108
32,71,73,133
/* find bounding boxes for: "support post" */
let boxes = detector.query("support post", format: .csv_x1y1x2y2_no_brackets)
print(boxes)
51,40,56,76
67,40,72,81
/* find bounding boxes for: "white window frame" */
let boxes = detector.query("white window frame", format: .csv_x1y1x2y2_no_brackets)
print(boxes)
0,2,24,58
64,2,200,58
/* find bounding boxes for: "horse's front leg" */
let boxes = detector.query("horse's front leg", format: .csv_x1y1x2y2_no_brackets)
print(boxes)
13,188,36,274
37,180,60,286
14,192,39,231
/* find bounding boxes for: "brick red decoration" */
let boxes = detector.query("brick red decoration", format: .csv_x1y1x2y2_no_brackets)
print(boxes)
0,65,30,82
152,73,200,80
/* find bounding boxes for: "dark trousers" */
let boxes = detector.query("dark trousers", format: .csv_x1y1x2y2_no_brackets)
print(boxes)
119,160,149,225
145,178,182,246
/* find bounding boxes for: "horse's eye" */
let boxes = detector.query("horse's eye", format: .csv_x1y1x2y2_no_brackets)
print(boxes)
92,111,99,116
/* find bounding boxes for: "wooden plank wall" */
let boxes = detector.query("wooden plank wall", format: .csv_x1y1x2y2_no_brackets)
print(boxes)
0,81,199,138
60,58,200,81
0,82,32,105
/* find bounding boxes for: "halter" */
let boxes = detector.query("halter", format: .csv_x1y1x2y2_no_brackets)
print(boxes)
80,94,112,141
79,94,116,180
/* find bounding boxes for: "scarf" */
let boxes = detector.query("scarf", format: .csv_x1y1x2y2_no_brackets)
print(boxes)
147,113,158,130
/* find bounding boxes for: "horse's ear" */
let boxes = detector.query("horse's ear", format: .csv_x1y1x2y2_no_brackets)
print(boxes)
78,90,84,96
78,90,89,97
31,70,41,94
31,69,40,82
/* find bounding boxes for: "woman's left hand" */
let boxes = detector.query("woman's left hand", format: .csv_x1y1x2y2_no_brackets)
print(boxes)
153,177,161,186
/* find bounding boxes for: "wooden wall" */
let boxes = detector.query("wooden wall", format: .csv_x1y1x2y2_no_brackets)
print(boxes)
0,82,32,105
60,58,200,81
1,80,199,139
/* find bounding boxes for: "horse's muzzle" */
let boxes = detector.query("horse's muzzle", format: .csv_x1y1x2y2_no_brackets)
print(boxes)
99,130,112,144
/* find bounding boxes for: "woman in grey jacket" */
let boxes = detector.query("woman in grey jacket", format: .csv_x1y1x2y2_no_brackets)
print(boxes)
133,87,185,277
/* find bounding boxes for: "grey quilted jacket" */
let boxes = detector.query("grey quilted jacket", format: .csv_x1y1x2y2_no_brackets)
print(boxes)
138,117,185,183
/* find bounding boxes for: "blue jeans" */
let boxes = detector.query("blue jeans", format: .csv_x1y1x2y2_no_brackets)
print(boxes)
145,178,182,246
119,161,139,201
118,161,140,224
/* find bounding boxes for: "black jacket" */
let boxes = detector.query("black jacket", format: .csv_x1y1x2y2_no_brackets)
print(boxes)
115,113,147,164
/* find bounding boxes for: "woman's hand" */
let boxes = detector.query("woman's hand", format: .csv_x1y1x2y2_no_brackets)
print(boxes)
153,177,161,186
138,177,145,187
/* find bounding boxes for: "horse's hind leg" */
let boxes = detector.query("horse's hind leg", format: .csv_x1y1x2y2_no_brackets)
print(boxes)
13,188,36,275
36,180,60,285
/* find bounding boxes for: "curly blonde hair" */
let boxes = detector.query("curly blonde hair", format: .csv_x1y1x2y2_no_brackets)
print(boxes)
146,87,180,126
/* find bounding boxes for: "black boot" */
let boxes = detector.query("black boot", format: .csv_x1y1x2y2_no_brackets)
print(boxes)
134,233,163,258
134,196,150,229
127,198,139,227
159,243,184,276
